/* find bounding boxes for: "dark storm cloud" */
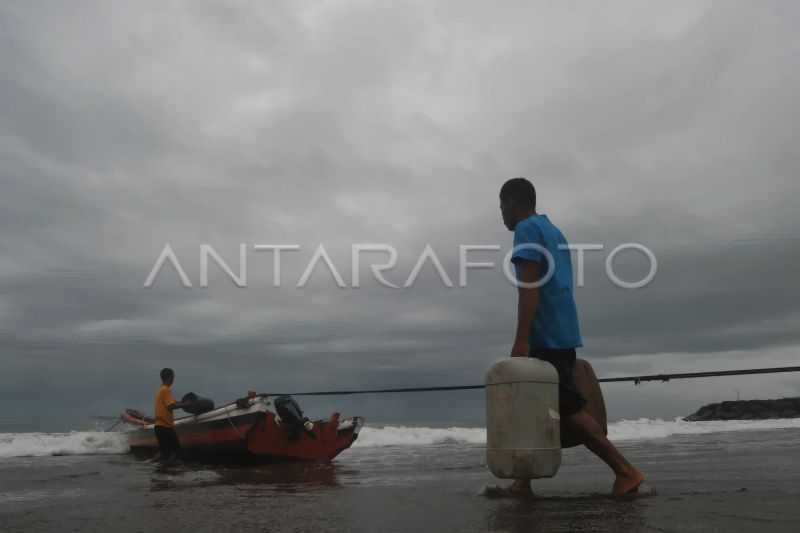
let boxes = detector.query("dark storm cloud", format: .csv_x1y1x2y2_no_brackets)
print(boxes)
1,1,799,429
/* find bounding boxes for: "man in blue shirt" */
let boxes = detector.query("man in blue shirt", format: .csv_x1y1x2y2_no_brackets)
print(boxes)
500,177,644,497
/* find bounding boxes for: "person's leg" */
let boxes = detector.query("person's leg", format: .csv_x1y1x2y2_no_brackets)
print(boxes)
507,478,533,495
166,428,180,462
154,426,169,461
555,349,644,495
565,410,644,495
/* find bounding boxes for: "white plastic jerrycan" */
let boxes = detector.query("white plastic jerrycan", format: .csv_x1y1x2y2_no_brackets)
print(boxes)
485,357,562,479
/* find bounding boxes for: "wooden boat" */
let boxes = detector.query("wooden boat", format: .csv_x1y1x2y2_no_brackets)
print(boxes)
121,394,363,462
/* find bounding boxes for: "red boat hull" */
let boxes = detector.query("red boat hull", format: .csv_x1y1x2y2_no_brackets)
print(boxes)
127,408,362,462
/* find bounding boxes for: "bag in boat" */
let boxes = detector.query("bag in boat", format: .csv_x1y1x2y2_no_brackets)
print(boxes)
274,395,316,440
181,392,215,415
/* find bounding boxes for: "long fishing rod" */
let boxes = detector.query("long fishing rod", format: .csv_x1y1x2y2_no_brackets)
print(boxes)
105,365,800,431
598,365,800,385
276,365,800,397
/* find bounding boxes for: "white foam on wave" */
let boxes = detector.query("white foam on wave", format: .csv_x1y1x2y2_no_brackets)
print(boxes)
0,431,130,459
355,425,486,447
608,416,800,441
355,417,800,448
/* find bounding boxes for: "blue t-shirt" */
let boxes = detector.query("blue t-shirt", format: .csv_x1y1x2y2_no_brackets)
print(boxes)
511,214,583,349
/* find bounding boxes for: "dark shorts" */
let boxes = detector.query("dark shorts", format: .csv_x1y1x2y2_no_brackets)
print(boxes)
154,426,181,459
530,347,587,417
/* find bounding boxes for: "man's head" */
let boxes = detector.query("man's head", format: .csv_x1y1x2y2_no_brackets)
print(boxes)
499,177,536,231
160,367,175,386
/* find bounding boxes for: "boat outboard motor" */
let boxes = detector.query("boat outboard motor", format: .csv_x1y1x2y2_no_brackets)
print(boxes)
180,392,215,415
274,395,316,440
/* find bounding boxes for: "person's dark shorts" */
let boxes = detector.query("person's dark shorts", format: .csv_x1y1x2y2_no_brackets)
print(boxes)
154,425,181,459
530,347,587,417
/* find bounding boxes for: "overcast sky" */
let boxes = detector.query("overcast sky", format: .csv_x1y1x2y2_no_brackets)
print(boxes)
1,1,799,431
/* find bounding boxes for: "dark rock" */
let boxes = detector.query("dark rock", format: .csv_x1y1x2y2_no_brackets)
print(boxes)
684,397,800,421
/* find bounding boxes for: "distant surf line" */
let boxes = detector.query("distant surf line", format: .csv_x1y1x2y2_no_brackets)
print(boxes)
3,418,800,458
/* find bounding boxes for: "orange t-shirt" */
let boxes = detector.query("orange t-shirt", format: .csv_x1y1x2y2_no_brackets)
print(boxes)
154,385,177,427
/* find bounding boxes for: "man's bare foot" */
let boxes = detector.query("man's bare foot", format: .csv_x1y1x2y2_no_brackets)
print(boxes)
612,467,645,497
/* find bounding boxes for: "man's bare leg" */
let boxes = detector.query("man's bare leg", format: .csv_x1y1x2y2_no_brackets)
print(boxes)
566,410,644,496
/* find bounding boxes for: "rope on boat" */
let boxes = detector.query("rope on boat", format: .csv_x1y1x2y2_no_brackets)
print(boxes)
224,406,245,439
275,365,800,397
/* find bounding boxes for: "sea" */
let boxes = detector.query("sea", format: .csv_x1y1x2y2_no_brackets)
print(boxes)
2,418,800,532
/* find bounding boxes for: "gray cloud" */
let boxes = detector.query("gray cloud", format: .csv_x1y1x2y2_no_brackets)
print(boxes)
1,1,799,430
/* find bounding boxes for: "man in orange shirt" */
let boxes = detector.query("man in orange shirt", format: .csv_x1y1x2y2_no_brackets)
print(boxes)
154,368,190,463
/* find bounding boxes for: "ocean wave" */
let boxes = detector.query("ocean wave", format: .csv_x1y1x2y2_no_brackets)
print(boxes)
608,416,800,441
354,417,800,448
354,425,486,447
0,431,130,458
2,417,800,457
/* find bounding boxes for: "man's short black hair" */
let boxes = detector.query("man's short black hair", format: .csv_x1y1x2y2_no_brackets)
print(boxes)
499,177,536,210
160,368,174,382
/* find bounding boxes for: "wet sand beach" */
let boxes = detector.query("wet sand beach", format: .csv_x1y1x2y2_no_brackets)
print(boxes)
1,422,799,532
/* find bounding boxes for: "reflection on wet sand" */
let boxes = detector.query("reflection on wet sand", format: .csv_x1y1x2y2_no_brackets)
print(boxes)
485,494,649,533
149,461,342,493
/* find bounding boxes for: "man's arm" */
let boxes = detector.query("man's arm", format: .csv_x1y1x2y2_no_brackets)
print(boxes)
167,401,192,412
511,260,540,357
163,391,192,412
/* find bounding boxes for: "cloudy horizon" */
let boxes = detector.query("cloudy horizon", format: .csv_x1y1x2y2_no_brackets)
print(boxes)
1,1,799,431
